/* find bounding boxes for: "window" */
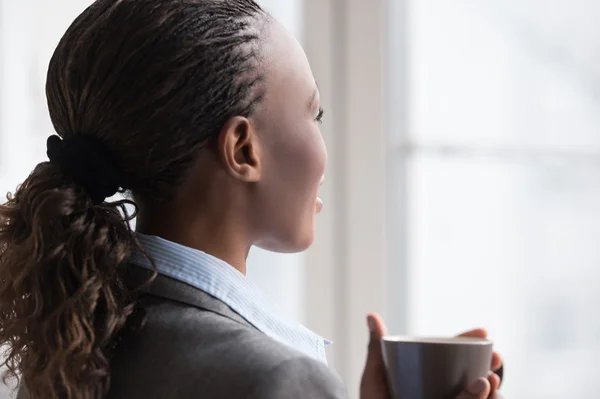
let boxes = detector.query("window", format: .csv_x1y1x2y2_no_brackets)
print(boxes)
401,0,600,397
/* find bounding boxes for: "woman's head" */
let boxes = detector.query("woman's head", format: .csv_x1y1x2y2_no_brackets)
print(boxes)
133,15,327,258
46,0,325,253
0,0,324,398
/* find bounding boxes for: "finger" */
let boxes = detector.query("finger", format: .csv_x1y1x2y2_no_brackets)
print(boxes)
367,313,389,340
365,314,388,371
360,314,390,398
491,352,503,371
456,378,491,399
488,372,501,397
458,328,488,339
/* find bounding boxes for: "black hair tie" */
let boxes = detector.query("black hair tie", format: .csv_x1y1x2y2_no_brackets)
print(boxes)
46,134,122,205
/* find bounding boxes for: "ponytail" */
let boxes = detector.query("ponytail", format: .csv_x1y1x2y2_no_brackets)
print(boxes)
0,142,138,398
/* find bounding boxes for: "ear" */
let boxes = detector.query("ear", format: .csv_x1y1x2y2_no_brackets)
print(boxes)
217,116,262,182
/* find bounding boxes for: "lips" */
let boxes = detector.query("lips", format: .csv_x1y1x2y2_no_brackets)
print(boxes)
316,176,325,213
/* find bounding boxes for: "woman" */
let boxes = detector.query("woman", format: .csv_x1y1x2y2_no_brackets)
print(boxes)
0,1,503,398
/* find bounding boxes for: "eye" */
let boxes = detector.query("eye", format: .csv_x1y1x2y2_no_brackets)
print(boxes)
315,107,324,124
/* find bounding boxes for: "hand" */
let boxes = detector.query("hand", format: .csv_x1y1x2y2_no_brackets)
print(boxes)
457,328,503,398
359,314,504,399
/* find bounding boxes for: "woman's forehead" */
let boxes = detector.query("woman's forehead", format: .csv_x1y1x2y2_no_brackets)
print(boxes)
259,20,316,107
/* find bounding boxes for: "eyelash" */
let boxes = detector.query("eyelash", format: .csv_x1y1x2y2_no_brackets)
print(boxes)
315,107,324,124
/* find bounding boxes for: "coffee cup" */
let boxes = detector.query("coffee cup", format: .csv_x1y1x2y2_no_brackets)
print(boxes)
381,336,493,399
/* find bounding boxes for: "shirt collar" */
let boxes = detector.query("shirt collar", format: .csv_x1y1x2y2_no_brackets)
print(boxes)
129,233,329,364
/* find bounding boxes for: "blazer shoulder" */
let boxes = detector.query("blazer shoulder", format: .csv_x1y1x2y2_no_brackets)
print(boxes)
109,297,334,398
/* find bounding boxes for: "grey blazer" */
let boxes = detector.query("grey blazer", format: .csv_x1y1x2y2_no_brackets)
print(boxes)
19,266,348,399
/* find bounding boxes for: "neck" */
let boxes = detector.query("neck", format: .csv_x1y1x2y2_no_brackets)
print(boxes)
135,206,251,275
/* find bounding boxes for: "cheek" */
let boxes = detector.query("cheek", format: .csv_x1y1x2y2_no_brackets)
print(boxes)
278,130,326,193
253,121,327,248
262,128,326,226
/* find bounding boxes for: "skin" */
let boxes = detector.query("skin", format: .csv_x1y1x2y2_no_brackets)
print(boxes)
137,17,504,399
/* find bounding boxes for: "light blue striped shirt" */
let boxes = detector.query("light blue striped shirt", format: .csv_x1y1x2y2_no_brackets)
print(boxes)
129,233,329,364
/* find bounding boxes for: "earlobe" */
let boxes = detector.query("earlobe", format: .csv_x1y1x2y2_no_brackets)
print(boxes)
218,116,261,182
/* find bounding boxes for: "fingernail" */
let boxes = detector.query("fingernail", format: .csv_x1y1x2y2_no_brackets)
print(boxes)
367,315,376,332
467,378,487,394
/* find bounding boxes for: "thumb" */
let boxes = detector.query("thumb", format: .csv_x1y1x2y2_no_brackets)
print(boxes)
360,314,390,399
364,313,388,371
455,378,491,399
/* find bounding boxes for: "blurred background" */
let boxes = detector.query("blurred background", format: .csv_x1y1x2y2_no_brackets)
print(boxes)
1,0,599,398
